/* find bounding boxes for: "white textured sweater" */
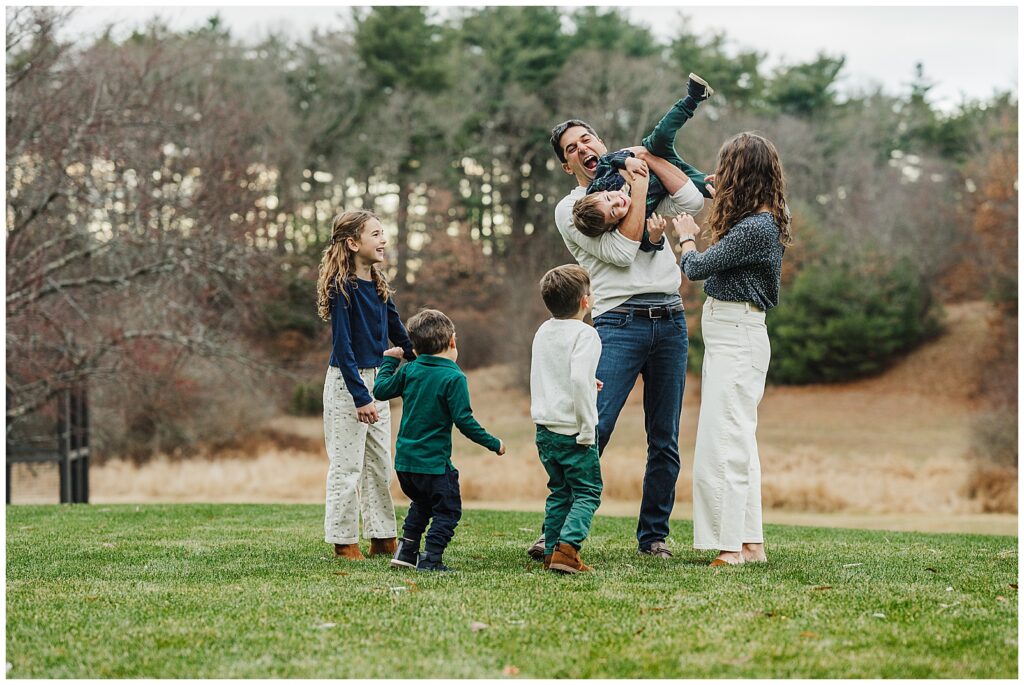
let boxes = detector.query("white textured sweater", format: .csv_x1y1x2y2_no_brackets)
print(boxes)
554,183,704,317
529,318,603,445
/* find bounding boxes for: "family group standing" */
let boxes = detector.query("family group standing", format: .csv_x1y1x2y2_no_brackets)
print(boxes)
316,72,791,572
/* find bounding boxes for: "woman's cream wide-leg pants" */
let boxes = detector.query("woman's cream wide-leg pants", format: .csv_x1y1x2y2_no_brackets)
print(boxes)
692,297,770,552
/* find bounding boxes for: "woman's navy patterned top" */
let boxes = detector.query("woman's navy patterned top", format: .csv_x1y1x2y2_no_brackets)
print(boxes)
679,212,785,310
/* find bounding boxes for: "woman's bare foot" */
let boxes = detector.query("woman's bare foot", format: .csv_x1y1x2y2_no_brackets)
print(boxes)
742,543,767,563
710,551,744,566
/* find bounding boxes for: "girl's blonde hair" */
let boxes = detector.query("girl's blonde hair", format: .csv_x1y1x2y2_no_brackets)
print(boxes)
316,210,395,321
705,132,792,247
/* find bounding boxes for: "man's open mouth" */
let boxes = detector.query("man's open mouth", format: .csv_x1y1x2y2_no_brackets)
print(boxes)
583,154,598,171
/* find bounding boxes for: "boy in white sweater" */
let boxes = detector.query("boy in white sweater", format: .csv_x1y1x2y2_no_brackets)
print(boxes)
530,265,603,574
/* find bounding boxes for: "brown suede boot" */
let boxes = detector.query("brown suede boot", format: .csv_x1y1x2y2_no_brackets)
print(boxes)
543,554,552,570
334,543,365,561
548,542,591,574
368,537,398,557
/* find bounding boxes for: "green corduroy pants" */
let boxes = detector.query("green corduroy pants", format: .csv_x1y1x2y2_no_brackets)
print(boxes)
536,425,603,555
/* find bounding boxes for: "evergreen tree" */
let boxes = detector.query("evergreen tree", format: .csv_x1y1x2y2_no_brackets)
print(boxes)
766,53,845,117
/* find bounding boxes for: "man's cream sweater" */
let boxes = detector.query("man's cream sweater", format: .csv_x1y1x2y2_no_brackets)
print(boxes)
554,183,704,317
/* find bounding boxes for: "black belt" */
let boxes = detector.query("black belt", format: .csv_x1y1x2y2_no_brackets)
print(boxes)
605,304,684,319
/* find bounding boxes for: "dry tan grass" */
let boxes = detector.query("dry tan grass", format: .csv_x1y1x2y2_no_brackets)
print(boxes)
84,302,1015,532
92,451,328,504
8,462,62,505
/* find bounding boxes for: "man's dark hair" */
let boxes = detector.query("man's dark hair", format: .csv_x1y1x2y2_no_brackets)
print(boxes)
540,265,591,319
406,308,455,355
550,119,599,164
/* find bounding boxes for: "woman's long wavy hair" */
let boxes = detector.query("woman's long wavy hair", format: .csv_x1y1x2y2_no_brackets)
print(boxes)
705,132,792,247
316,210,394,321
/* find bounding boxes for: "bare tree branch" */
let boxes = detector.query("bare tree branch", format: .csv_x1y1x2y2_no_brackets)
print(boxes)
7,261,178,311
6,189,62,241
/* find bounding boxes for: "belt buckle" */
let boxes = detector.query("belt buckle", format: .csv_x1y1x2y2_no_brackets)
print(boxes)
647,306,664,319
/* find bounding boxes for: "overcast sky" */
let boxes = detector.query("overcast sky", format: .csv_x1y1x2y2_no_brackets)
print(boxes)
59,3,1018,110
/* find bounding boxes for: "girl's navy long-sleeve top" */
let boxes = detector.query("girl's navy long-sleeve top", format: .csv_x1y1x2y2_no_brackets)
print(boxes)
329,277,415,407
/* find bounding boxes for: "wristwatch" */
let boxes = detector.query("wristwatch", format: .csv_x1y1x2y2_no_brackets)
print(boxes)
679,236,696,247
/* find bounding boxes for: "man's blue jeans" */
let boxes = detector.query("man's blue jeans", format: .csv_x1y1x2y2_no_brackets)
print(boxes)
593,307,688,550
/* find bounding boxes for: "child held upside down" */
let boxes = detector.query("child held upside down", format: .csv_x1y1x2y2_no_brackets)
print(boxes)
571,73,714,251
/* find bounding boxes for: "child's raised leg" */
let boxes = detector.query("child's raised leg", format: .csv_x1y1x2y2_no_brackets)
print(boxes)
642,73,714,198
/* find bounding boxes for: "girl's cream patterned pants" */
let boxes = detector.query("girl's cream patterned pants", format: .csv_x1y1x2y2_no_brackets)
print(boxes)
323,366,397,545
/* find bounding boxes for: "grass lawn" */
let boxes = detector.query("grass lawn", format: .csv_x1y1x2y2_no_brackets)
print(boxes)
6,504,1018,678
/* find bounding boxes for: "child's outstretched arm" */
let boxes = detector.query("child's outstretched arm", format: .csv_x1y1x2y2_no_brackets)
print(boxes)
446,375,502,453
371,353,405,401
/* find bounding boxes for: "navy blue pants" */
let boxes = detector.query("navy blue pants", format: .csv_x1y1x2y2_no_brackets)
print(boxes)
593,307,688,549
397,467,462,557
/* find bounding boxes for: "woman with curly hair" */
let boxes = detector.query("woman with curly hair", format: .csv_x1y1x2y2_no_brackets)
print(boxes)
671,132,791,567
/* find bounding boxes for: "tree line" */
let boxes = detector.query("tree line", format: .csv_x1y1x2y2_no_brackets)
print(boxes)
6,7,1016,467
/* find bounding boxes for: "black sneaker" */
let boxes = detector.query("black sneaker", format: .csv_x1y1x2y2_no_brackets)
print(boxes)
390,537,419,569
416,553,455,573
687,72,714,101
526,534,546,561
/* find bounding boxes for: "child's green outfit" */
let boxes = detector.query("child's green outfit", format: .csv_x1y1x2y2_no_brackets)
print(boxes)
529,318,604,557
373,354,501,570
535,426,602,552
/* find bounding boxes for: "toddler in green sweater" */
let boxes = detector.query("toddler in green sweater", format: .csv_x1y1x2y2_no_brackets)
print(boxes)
374,309,505,572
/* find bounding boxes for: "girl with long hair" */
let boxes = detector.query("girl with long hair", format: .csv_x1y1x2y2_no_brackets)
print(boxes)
317,210,415,560
672,132,791,566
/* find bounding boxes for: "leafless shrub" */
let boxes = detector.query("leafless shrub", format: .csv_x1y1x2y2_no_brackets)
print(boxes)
7,9,288,452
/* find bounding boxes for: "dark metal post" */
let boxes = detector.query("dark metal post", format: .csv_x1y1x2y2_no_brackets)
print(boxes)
80,386,89,503
71,389,81,503
58,388,71,504
6,388,11,505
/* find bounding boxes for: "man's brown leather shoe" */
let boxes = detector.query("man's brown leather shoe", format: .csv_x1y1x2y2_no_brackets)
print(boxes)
334,543,366,560
548,542,591,574
369,537,398,556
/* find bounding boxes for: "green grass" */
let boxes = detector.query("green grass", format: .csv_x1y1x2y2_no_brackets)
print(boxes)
6,504,1018,678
